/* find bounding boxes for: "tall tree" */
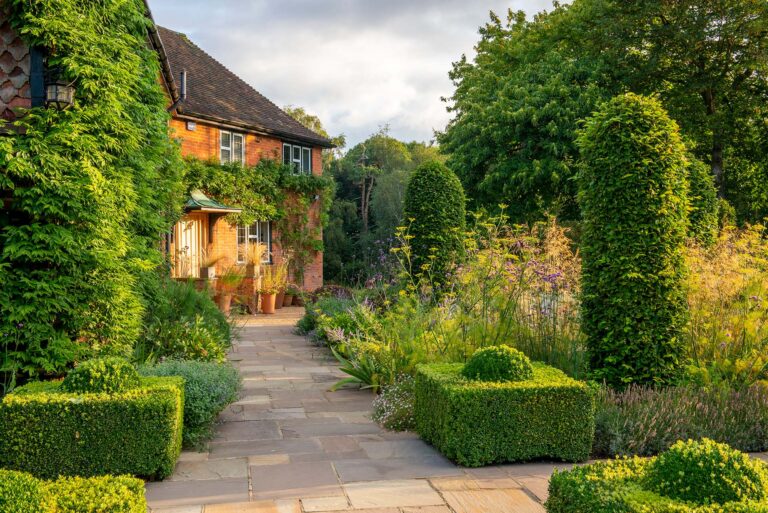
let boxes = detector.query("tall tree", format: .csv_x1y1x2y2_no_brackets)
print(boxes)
441,1,768,222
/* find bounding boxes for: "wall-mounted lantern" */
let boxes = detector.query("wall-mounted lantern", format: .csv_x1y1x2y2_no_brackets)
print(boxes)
44,67,75,110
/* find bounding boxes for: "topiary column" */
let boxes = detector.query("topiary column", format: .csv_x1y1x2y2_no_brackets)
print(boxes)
576,93,689,387
403,161,466,281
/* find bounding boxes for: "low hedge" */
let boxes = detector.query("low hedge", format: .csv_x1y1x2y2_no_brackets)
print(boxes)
0,376,183,479
414,362,594,467
0,469,145,513
546,439,768,513
140,360,240,448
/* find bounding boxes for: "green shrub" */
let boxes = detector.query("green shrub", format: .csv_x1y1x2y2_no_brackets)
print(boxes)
61,358,140,394
0,377,183,479
0,469,50,513
403,161,466,280
546,441,768,513
415,362,594,466
136,279,231,363
593,384,768,457
645,439,767,505
461,345,533,382
687,158,719,246
0,470,145,513
140,360,240,448
47,475,146,513
576,93,689,387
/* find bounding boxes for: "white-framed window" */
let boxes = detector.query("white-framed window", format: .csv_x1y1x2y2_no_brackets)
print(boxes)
220,130,245,164
237,221,272,264
282,143,312,174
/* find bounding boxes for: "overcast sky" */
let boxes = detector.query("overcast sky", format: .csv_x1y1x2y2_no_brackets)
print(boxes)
149,0,556,148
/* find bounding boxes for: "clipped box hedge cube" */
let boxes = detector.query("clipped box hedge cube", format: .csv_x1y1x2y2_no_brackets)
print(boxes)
0,469,146,513
415,362,594,467
0,376,184,480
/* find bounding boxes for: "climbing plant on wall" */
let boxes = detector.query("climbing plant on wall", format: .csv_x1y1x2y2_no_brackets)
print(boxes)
183,157,333,284
0,0,185,383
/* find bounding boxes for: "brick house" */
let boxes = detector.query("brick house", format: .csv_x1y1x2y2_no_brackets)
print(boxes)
1,7,332,293
157,27,332,292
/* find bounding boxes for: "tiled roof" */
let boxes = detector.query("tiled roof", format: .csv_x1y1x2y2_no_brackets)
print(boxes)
157,26,333,148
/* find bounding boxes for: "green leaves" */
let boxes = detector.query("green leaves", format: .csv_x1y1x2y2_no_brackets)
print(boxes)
577,94,689,387
1,0,185,380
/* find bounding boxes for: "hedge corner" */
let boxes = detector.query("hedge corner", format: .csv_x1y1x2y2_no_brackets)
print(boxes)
0,376,184,480
414,362,594,467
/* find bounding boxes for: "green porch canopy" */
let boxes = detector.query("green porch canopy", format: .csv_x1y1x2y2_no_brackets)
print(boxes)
184,189,242,214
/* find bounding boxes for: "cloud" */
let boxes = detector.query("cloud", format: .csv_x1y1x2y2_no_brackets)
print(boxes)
149,0,557,147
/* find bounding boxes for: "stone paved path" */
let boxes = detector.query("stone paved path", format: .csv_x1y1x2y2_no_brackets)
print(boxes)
146,307,563,513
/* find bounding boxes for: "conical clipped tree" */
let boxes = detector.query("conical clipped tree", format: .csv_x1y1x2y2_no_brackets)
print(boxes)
687,157,719,247
403,161,466,281
576,93,689,387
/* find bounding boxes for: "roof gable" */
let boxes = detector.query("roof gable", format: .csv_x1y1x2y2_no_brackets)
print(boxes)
156,26,332,148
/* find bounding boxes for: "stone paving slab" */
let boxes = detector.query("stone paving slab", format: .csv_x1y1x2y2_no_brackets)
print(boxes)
145,309,565,512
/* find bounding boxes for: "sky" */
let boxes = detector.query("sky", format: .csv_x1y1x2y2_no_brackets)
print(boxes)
149,0,556,149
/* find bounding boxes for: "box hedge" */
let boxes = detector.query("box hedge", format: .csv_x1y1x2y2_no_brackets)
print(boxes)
0,469,145,513
414,362,594,467
0,376,183,479
546,439,768,513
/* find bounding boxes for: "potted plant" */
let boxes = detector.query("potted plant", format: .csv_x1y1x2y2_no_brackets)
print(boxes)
245,242,268,314
284,284,299,307
199,248,222,280
216,266,244,315
273,259,289,310
259,265,279,314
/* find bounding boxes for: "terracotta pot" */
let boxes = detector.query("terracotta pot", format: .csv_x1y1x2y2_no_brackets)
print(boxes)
283,294,294,307
261,293,276,314
275,291,285,309
216,293,232,315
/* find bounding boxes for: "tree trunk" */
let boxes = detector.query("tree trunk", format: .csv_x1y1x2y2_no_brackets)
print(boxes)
701,88,724,197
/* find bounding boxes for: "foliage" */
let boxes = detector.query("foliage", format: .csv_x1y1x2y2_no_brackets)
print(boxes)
0,470,145,513
439,8,613,220
0,469,49,513
47,475,146,513
645,438,767,505
140,360,240,449
414,362,594,467
184,157,333,283
61,357,140,395
135,278,231,363
461,345,533,382
577,93,689,387
546,442,768,513
441,2,768,224
324,128,445,285
688,158,719,246
403,161,466,281
0,0,185,383
683,225,768,388
0,377,183,479
593,384,768,458
371,374,416,432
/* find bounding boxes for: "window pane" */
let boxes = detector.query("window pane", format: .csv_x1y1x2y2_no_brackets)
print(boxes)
302,148,311,173
237,225,247,263
249,222,259,240
293,146,301,161
220,131,231,148
283,144,291,164
232,134,244,163
261,221,271,263
220,148,231,164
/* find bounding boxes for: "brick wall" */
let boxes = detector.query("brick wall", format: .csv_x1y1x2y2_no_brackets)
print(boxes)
170,117,324,291
0,12,31,121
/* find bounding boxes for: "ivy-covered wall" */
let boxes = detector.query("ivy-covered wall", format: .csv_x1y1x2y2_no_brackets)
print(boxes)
0,0,185,381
